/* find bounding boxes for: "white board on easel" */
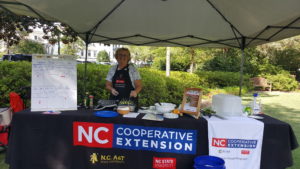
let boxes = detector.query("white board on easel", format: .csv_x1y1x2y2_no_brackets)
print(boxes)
31,55,77,111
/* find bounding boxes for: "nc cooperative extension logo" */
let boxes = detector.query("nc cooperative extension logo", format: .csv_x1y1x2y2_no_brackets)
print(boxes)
73,122,197,154
212,138,257,149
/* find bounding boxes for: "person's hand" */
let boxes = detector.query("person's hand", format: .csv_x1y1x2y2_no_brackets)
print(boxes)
130,90,138,98
111,88,119,96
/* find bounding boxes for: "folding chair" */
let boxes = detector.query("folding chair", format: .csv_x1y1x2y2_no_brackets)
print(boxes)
0,92,25,152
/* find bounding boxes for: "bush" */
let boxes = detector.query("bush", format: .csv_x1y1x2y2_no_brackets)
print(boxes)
195,71,251,88
0,61,31,106
265,73,298,91
97,50,110,62
139,69,205,106
151,56,190,71
0,62,208,107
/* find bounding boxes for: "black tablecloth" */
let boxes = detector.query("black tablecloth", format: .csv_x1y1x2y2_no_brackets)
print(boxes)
5,110,298,169
260,114,298,169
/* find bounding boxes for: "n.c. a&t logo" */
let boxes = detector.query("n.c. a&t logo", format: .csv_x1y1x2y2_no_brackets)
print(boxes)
73,122,113,148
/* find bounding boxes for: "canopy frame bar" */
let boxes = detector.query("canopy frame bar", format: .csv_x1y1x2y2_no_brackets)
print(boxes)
269,26,300,29
267,17,300,41
206,0,244,38
87,0,125,43
246,17,300,46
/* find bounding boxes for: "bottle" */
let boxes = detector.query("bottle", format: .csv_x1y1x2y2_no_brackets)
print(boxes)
251,93,261,115
89,95,94,109
84,92,89,109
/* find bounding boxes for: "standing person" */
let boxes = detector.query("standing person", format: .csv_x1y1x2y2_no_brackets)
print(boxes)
105,48,142,108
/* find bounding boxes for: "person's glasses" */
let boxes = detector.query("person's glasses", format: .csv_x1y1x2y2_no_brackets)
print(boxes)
116,54,128,57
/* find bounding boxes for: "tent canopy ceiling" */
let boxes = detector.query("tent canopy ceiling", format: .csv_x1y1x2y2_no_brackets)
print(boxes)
1,0,300,48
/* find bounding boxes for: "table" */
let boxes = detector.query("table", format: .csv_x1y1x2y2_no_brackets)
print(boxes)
5,109,298,169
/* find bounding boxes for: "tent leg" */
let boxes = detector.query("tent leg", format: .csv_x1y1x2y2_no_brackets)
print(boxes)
239,48,245,96
83,33,89,100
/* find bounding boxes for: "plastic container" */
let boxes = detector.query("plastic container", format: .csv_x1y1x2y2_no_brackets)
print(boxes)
84,92,89,108
89,95,94,109
212,94,243,116
194,155,225,169
0,107,12,125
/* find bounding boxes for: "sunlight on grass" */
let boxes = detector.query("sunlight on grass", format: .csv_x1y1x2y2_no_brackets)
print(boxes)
242,91,300,169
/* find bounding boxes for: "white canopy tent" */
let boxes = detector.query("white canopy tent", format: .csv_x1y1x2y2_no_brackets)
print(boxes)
1,0,300,94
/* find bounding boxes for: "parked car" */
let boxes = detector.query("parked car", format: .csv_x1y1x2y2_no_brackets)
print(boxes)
98,62,111,65
2,54,32,62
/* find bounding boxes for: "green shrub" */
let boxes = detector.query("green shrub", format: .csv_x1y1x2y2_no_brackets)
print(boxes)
0,62,208,107
265,73,298,91
139,69,169,106
0,61,31,106
0,61,255,106
77,63,111,105
139,69,206,106
196,71,251,88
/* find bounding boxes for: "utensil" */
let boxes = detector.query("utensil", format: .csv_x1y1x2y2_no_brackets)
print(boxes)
248,115,264,119
212,114,227,120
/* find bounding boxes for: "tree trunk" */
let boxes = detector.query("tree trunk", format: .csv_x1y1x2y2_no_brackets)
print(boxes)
6,39,10,54
189,48,195,73
166,47,170,77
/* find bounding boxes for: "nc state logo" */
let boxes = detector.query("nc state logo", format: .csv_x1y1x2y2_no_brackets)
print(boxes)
153,157,176,169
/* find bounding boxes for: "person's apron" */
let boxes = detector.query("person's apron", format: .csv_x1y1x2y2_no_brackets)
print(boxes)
110,65,138,109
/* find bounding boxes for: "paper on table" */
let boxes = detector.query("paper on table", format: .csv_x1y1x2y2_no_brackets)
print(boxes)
123,113,140,118
142,113,164,121
42,111,62,115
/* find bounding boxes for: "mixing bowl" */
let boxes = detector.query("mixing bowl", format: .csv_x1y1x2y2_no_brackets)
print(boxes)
117,106,130,115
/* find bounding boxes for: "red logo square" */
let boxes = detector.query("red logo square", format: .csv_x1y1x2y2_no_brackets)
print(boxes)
212,138,227,147
73,122,113,148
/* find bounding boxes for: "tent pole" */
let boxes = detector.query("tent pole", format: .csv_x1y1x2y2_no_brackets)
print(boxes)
239,37,246,96
57,32,60,55
83,33,89,99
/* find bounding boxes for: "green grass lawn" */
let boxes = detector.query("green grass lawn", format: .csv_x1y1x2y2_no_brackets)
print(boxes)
242,91,300,169
0,91,299,169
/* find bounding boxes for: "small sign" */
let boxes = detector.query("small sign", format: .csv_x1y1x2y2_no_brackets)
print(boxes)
180,88,202,119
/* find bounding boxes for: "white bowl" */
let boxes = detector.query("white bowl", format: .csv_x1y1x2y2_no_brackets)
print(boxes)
163,113,179,119
155,103,176,114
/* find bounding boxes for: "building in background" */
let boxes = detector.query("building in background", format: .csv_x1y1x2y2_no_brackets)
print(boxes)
0,28,121,63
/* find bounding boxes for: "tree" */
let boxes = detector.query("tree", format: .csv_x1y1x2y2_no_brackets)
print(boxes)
11,39,45,54
126,46,165,64
61,38,84,57
97,50,110,62
0,11,78,51
257,36,300,75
